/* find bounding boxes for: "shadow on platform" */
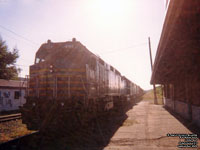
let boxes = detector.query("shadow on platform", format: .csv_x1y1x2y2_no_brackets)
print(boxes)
164,106,200,139
36,98,143,150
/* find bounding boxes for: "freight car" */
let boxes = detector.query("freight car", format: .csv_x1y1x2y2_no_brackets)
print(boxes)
21,38,143,130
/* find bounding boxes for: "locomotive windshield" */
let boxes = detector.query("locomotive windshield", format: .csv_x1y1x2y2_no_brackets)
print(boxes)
35,57,45,64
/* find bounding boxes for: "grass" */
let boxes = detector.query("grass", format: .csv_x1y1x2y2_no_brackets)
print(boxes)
142,86,164,105
123,119,139,126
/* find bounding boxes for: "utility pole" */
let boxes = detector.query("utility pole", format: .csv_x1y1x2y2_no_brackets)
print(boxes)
148,37,158,105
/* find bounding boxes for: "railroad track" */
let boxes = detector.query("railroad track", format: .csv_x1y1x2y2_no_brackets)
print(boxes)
0,131,39,150
0,113,21,123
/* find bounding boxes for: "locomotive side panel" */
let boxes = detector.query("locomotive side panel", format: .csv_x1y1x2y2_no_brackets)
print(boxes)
98,59,107,97
107,67,121,96
86,56,98,98
120,76,126,96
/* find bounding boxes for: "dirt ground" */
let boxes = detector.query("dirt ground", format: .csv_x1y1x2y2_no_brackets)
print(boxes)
0,120,34,143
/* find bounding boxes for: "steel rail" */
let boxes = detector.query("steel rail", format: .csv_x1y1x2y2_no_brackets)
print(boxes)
0,113,21,123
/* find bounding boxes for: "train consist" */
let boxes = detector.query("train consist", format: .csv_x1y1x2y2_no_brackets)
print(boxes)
21,38,143,130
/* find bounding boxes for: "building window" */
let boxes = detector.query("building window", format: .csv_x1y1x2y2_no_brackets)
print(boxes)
14,91,21,99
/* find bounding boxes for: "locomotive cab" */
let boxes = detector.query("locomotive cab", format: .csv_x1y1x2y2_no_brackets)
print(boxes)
28,39,90,99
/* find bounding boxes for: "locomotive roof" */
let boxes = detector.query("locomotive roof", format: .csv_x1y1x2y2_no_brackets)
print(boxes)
36,39,95,57
34,39,101,65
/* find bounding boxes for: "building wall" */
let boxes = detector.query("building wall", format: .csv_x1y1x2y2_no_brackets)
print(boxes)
192,105,200,128
164,98,200,128
0,88,26,111
164,98,173,109
174,100,190,120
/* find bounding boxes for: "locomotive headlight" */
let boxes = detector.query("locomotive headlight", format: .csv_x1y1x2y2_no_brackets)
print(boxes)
49,65,54,73
61,102,64,106
32,102,36,106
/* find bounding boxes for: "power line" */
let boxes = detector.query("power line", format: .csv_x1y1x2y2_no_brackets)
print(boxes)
100,42,148,55
0,26,37,65
0,31,19,41
0,31,38,49
0,24,39,46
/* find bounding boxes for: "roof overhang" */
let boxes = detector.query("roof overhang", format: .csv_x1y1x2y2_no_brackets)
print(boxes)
151,0,200,84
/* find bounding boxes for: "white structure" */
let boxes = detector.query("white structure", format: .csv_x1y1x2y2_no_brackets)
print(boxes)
0,79,27,112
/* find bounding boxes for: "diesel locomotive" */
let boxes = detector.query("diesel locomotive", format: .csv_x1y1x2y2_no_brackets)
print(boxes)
21,38,143,130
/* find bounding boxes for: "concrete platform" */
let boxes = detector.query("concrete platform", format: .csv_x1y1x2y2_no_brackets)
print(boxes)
104,101,200,150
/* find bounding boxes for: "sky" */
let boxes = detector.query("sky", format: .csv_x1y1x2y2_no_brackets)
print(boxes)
0,0,166,90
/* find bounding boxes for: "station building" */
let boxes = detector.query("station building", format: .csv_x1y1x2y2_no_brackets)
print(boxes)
151,0,200,128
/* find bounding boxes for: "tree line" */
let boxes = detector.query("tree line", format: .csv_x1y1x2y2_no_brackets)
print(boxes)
0,36,19,80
